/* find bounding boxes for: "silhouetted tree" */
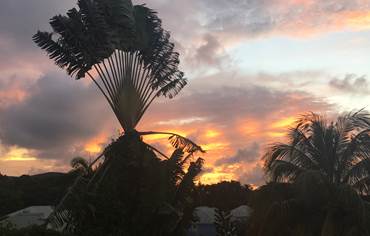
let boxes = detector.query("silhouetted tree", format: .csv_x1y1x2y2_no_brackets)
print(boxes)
194,181,252,211
252,110,370,236
33,0,203,154
264,110,370,194
52,142,203,235
247,171,370,236
33,0,204,235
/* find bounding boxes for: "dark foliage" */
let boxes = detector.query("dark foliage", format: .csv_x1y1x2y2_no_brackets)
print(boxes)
0,173,76,217
264,110,370,194
0,224,68,236
214,208,237,236
194,181,252,211
49,134,203,236
247,171,370,236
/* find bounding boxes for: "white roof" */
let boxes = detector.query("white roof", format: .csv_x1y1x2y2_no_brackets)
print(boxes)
2,206,53,229
230,205,252,220
194,207,217,224
6,206,53,218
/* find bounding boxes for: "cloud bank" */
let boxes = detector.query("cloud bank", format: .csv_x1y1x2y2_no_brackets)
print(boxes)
0,0,367,186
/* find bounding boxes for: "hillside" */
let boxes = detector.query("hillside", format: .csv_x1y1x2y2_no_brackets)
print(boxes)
0,172,76,216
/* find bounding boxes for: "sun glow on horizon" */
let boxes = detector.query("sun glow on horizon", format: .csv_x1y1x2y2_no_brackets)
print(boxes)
1,147,37,161
200,171,234,185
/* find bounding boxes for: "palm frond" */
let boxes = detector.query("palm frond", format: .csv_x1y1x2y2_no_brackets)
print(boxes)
96,0,134,41
32,31,85,76
169,134,205,154
168,149,184,164
34,0,185,132
140,131,205,154
163,149,186,185
339,129,370,180
268,159,305,182
343,159,370,186
352,176,370,195
263,142,316,179
48,176,90,232
174,158,204,204
70,156,90,175
349,108,370,129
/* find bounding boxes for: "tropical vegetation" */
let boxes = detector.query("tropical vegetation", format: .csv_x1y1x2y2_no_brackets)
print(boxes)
264,110,370,194
33,0,204,235
246,110,370,236
7,0,366,234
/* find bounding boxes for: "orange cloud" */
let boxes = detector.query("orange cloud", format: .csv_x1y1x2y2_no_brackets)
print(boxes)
339,11,370,30
0,70,332,186
239,118,261,138
200,169,234,184
1,146,37,161
271,116,296,129
204,129,221,138
84,136,105,154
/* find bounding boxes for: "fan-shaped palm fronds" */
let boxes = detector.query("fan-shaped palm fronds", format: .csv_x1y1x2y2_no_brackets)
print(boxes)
33,0,192,138
264,110,370,194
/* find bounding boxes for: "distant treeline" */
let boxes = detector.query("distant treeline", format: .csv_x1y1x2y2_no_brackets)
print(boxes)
0,172,252,217
0,172,76,217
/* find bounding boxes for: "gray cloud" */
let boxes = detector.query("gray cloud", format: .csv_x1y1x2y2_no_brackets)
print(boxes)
329,74,369,94
0,0,75,45
215,142,260,166
0,0,344,182
192,34,231,68
198,0,370,37
239,163,265,186
0,74,116,159
147,77,332,132
199,0,277,35
0,71,334,181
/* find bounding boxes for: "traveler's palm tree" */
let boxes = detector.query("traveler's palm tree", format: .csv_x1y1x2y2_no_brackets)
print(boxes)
264,110,370,194
33,0,204,156
33,0,204,234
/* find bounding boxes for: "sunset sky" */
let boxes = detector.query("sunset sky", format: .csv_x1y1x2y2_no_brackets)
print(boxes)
0,0,370,186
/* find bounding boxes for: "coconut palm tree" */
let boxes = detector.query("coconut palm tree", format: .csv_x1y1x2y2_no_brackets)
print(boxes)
264,110,370,194
247,171,370,236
